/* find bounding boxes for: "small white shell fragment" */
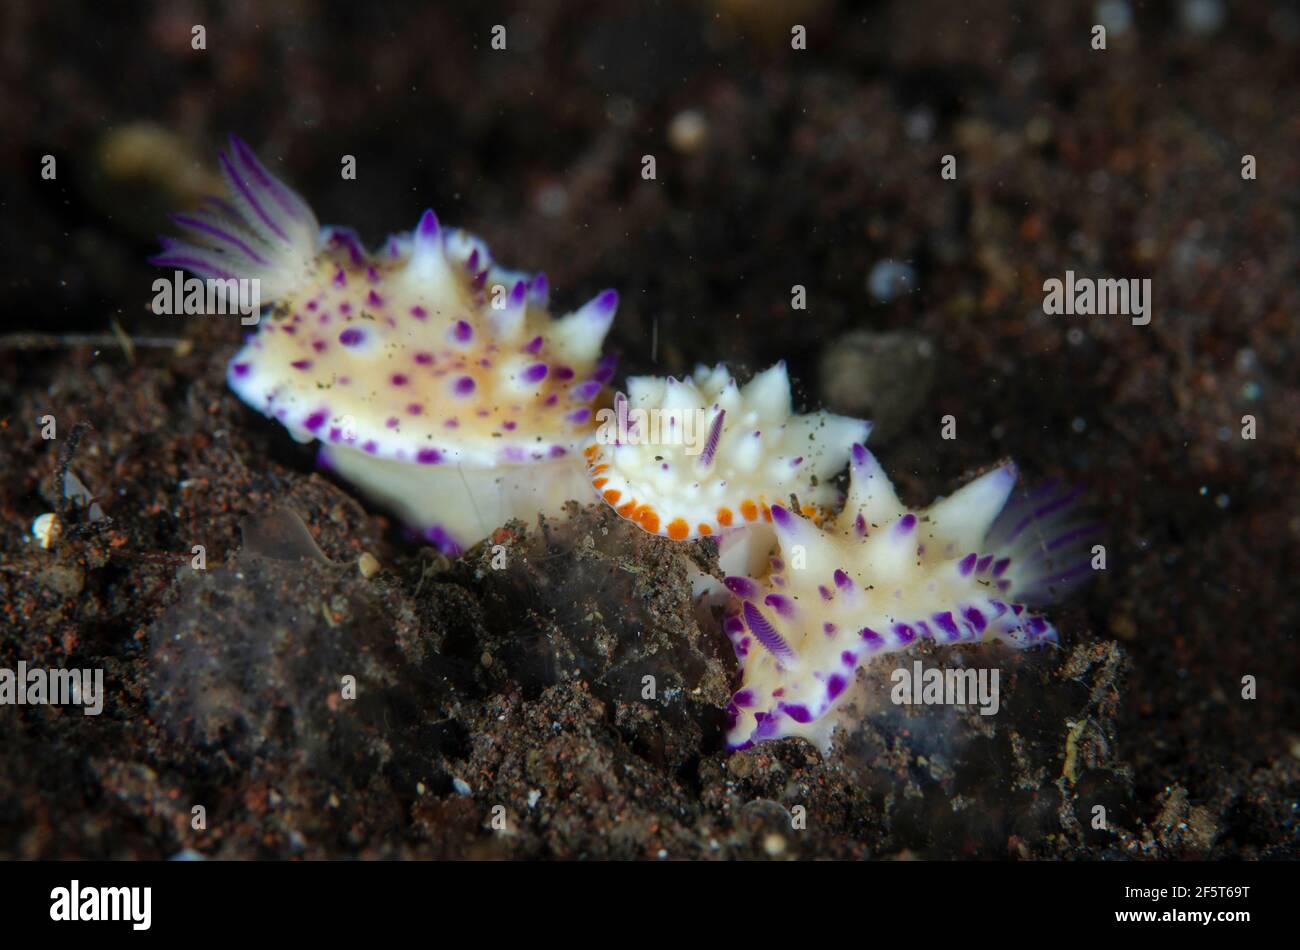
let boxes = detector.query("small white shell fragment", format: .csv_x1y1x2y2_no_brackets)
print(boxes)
31,512,61,550
357,552,381,578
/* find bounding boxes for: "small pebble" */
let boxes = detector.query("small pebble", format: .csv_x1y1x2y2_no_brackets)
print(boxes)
668,110,708,153
358,552,381,578
31,512,61,550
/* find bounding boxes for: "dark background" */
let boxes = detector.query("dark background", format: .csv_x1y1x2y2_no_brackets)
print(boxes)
0,0,1296,858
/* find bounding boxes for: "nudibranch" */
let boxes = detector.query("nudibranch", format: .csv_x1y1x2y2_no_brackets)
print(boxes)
584,362,871,580
152,136,618,553
723,445,1097,752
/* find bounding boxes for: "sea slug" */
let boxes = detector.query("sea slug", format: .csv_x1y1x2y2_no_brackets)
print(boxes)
584,361,872,581
153,136,618,553
722,444,1097,752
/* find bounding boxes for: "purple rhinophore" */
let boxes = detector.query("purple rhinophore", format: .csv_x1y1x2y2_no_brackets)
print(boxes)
698,409,726,467
742,602,796,660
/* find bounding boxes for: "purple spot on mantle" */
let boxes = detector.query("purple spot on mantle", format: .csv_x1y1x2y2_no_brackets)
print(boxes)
339,328,365,347
454,376,476,395
417,448,443,464
826,675,847,700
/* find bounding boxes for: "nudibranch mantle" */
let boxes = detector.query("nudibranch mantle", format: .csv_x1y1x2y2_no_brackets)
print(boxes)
154,136,618,553
724,444,1097,752
584,362,872,542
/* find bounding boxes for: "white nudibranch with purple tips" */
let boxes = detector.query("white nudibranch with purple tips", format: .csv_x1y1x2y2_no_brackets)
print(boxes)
153,136,618,553
723,444,1098,752
584,361,871,540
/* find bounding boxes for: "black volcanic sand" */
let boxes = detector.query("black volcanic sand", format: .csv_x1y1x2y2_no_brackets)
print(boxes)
1,0,1297,858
